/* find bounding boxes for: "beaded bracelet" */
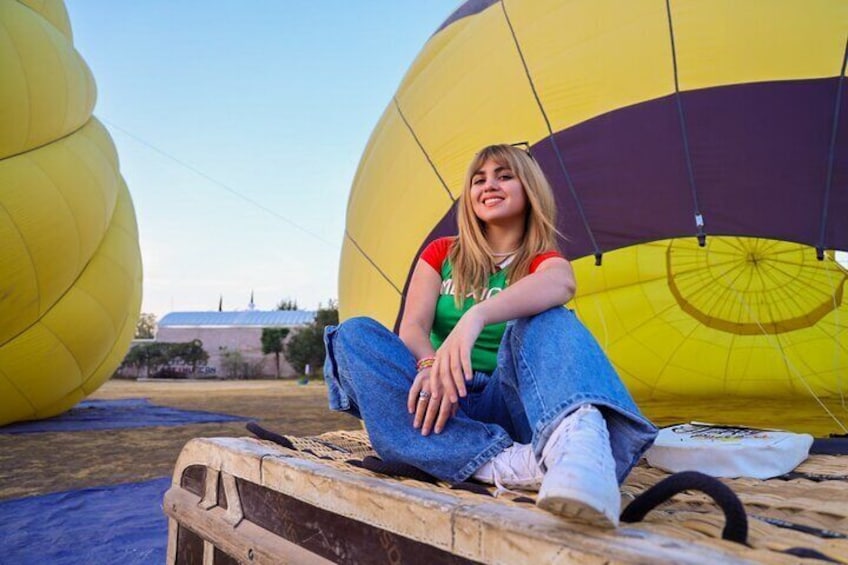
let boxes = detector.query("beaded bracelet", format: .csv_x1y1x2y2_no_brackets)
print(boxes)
416,356,436,371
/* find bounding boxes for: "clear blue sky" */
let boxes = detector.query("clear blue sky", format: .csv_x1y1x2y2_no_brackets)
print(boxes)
65,1,459,318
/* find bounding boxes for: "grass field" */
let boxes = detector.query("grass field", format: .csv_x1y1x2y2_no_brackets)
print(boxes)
2,378,845,502
0,379,359,501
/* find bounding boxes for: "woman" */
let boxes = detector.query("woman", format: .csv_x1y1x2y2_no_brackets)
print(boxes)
323,144,657,528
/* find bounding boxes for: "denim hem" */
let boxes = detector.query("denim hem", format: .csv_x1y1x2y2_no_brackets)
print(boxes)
450,431,513,484
530,393,655,461
322,325,352,412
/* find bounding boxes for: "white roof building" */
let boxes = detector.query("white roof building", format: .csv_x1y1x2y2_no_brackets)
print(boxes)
155,310,317,378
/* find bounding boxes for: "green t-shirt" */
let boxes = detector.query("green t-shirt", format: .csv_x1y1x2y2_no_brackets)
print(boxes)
429,261,508,374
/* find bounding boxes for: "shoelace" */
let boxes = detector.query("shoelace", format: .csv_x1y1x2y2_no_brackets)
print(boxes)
489,447,542,497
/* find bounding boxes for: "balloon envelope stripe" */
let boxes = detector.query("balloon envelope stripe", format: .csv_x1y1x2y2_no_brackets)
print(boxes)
433,0,499,36
525,78,848,261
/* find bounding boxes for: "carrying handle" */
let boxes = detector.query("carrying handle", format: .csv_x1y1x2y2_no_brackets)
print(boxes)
620,470,748,544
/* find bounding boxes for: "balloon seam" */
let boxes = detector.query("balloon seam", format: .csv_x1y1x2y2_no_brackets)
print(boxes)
817,36,848,257
498,0,602,262
345,230,401,295
665,0,706,245
391,97,455,203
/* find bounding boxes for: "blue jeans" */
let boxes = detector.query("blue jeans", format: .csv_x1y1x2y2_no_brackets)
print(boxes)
323,307,657,484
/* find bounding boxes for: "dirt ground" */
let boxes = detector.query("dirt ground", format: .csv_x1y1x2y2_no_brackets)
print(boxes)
3,379,845,502
0,379,359,501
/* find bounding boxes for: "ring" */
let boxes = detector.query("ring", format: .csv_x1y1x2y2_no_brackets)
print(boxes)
418,391,431,400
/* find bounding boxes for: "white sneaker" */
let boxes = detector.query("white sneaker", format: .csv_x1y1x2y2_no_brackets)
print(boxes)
538,404,621,528
472,443,544,493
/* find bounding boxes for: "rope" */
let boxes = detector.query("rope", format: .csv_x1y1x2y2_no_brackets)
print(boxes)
816,36,848,260
823,253,848,416
620,471,748,544
102,119,337,248
246,421,296,450
664,0,706,247
498,0,603,265
713,249,848,434
360,456,440,484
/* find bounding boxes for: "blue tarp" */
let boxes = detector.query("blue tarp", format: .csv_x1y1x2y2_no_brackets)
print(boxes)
0,477,171,565
0,398,249,434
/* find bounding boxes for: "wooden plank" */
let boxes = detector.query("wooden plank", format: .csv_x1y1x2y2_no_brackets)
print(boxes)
257,445,765,565
236,477,478,565
168,437,800,565
163,486,333,565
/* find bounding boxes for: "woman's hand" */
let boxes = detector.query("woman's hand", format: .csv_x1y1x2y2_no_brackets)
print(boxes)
407,367,460,435
416,307,483,434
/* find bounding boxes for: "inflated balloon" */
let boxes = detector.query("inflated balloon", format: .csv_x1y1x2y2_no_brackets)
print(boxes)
0,0,142,426
340,1,848,424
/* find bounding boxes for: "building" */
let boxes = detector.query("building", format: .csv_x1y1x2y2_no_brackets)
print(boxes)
156,310,316,378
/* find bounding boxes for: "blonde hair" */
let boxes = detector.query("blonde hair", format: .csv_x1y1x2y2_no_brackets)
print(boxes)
449,144,560,306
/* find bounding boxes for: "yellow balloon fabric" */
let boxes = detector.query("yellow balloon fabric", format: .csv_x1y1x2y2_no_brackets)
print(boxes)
0,0,142,426
340,0,848,428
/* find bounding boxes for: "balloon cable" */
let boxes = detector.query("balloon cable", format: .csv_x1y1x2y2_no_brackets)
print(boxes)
498,0,603,265
816,36,848,260
100,118,338,248
715,248,848,434
665,0,706,247
824,253,848,416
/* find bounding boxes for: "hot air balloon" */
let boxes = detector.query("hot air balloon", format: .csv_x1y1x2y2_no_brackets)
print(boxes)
339,0,848,434
0,0,142,426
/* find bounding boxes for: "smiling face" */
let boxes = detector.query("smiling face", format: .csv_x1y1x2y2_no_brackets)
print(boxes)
469,158,528,228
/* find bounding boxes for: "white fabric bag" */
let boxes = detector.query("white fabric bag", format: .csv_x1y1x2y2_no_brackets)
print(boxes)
645,422,814,479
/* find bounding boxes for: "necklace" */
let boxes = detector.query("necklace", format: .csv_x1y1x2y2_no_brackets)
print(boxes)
491,249,517,257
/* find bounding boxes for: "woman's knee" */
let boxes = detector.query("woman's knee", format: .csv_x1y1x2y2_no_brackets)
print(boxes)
332,316,389,346
511,306,573,337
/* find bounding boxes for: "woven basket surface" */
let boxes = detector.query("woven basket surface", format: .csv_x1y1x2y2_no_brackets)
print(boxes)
266,429,848,564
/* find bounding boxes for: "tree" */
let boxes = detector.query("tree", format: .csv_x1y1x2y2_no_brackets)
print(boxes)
124,342,169,378
135,313,157,339
219,347,246,379
314,299,339,329
284,325,324,375
219,347,262,379
120,340,209,378
276,298,298,311
171,340,209,373
261,327,290,378
121,344,148,377
283,301,338,376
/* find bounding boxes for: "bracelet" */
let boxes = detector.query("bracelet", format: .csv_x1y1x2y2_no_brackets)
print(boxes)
416,356,435,371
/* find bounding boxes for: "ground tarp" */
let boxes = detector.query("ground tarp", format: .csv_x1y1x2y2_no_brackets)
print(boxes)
0,398,249,434
0,477,171,564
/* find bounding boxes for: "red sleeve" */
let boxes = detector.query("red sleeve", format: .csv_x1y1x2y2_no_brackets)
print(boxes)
529,251,564,273
419,237,455,272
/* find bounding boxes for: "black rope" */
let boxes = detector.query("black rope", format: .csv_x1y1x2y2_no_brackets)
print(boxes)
816,36,848,261
360,455,440,484
781,547,842,563
665,0,706,247
246,421,295,450
777,471,848,483
499,0,603,265
450,481,495,496
620,471,748,544
751,515,847,540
